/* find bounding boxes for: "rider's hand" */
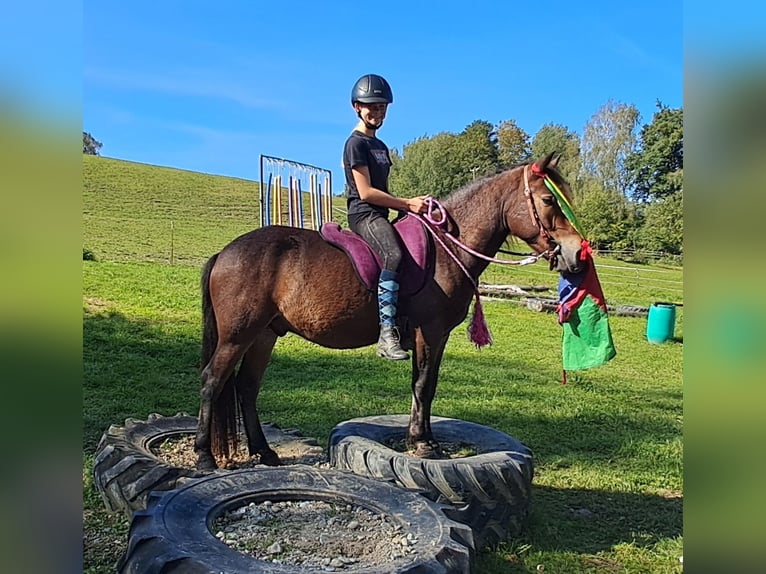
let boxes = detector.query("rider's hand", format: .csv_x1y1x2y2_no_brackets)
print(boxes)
406,196,430,215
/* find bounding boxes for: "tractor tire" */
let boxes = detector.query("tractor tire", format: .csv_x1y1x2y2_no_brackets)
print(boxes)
93,413,324,516
328,415,533,548
117,466,474,574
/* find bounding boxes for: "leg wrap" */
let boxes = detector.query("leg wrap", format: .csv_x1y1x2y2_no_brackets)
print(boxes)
378,269,400,327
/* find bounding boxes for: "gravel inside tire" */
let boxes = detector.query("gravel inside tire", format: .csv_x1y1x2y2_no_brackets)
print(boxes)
117,466,475,574
328,415,533,548
93,413,324,516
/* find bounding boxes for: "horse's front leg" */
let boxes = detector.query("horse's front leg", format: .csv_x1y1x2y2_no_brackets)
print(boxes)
407,329,448,458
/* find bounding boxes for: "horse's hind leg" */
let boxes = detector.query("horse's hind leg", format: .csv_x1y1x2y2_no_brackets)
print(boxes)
236,329,280,466
196,341,249,470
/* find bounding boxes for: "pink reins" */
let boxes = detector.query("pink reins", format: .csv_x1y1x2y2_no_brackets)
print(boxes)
411,194,558,273
407,169,562,348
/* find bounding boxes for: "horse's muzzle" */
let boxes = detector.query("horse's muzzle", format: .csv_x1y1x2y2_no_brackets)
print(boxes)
547,244,561,271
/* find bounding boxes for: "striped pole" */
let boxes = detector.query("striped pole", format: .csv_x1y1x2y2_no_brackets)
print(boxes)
259,155,265,228
287,175,294,227
309,178,316,230
264,172,272,227
275,175,283,225
323,174,332,223
297,179,304,228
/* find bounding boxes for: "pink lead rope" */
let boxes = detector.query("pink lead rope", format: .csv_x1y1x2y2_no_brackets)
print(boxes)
409,197,555,349
419,197,551,266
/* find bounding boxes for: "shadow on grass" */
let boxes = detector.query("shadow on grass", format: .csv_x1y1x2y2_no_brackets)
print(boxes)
475,484,682,572
83,310,202,452
84,309,682,455
525,484,681,551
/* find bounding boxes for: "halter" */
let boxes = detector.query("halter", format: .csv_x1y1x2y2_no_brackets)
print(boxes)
524,164,555,245
412,163,565,271
408,163,574,348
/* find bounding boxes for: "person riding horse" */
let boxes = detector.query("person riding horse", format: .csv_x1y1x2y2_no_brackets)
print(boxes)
343,74,429,360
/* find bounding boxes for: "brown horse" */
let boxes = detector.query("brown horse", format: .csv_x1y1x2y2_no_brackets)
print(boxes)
195,153,584,470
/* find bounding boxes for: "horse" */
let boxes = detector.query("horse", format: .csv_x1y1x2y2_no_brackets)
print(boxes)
195,153,584,470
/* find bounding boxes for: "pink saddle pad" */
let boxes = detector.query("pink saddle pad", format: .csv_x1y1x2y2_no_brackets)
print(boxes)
319,215,430,296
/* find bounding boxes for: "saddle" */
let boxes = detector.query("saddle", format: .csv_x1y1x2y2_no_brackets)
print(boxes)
319,215,431,296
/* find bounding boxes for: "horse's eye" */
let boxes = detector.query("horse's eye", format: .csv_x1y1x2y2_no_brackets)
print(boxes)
542,196,556,206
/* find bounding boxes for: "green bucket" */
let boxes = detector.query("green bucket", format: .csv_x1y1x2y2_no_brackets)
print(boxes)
646,302,676,344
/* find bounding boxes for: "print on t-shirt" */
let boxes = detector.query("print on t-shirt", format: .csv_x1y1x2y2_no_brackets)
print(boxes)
370,149,390,167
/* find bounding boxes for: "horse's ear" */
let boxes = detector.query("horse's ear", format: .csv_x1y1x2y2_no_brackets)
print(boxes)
549,153,561,169
532,152,556,176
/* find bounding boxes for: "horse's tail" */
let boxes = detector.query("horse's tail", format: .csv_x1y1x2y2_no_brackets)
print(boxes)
200,253,240,460
200,253,219,369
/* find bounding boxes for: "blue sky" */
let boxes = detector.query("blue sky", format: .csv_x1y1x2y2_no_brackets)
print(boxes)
83,1,683,194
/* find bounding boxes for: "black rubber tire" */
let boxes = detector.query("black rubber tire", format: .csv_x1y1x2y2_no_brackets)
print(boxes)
93,413,324,516
328,415,533,548
93,413,204,516
117,466,475,574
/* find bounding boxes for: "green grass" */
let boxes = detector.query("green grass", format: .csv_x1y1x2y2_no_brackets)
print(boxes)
83,157,682,573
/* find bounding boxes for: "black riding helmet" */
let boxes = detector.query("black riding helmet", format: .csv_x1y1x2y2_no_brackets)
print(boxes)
351,74,393,105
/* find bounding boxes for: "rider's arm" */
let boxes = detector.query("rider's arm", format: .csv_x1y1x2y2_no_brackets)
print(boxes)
351,166,427,214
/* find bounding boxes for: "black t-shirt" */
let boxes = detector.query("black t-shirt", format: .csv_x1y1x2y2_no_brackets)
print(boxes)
343,130,392,225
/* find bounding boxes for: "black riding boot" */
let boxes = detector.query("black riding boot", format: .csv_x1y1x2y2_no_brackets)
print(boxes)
376,270,409,360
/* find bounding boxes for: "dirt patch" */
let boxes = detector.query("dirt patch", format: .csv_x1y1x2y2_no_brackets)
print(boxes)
382,437,478,458
213,499,418,571
152,432,327,469
83,297,111,315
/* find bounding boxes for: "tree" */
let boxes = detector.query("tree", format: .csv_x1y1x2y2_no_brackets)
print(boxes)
456,120,499,180
636,192,683,254
83,131,102,155
389,133,458,198
580,100,640,197
577,179,636,250
625,103,683,202
390,120,500,199
530,123,580,192
495,119,531,167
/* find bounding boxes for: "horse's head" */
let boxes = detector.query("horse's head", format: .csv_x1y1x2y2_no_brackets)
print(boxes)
511,153,585,274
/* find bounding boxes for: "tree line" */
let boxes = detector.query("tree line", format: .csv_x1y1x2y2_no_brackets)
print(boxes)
83,131,102,156
388,101,683,256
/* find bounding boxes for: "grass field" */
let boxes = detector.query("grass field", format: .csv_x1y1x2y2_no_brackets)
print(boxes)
83,156,683,573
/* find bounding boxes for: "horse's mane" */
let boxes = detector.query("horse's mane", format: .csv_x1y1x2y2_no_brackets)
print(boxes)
442,171,501,207
441,161,574,209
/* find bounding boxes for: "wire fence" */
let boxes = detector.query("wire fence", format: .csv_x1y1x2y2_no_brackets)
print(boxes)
330,206,683,301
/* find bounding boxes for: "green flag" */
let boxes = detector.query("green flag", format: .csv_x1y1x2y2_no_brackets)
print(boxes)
562,295,616,371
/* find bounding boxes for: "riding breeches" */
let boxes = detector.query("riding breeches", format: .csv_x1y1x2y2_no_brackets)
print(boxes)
349,212,403,272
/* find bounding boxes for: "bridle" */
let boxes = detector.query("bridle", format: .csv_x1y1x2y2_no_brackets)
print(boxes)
414,163,568,270
523,163,556,246
409,162,575,348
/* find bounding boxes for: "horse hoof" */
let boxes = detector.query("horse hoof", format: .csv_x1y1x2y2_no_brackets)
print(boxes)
196,454,218,472
259,450,282,466
413,441,442,459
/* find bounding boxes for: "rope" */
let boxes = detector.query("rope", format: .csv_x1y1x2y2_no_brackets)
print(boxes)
409,196,557,349
411,197,554,267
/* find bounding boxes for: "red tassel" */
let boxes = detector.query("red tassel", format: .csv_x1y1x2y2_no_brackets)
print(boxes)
468,295,493,348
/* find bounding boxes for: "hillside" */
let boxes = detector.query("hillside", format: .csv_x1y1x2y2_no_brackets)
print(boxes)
83,155,347,265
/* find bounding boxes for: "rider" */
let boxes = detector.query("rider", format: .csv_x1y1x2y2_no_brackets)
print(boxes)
343,74,428,360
